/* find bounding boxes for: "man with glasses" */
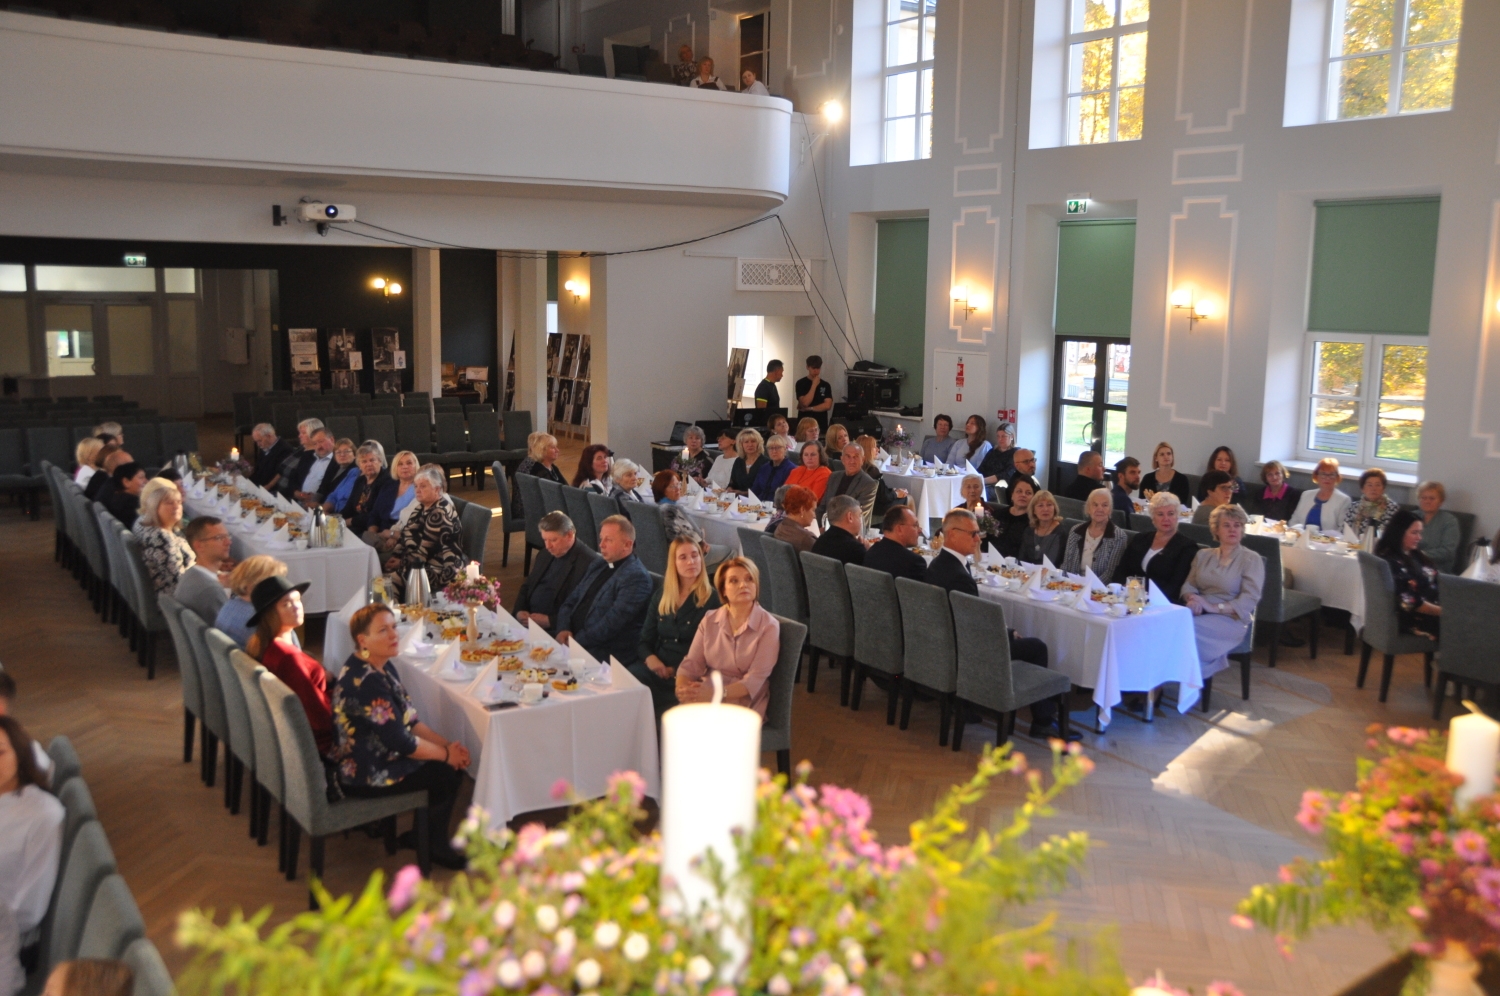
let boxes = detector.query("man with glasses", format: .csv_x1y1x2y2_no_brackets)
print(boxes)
1007,448,1040,496
174,515,235,622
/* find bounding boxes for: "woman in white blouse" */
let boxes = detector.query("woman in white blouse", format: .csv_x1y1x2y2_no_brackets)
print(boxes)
0,716,64,975
1288,458,1352,531
707,431,738,490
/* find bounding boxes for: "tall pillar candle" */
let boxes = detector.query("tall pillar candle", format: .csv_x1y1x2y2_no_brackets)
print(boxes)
660,695,760,974
1446,709,1500,807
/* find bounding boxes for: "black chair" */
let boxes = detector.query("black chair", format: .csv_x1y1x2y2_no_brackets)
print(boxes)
127,425,163,470
515,473,546,573
158,421,199,458
500,411,533,460
562,486,599,550
428,413,470,484
465,409,506,488
0,426,40,517
395,413,432,454
323,415,360,443
271,402,301,440
451,496,493,565
491,461,527,567
360,415,398,457
894,577,959,745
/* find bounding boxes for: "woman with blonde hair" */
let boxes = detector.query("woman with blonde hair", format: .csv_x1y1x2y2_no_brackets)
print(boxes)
1140,441,1191,503
631,537,721,716
675,557,781,717
1019,489,1066,565
214,555,290,647
73,437,104,487
511,431,564,522
824,423,851,461
728,428,767,495
1181,503,1264,680
793,417,821,451
133,477,193,594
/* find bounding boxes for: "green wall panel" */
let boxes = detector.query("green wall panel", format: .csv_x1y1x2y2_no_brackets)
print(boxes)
1054,219,1136,338
1308,197,1440,335
874,218,929,407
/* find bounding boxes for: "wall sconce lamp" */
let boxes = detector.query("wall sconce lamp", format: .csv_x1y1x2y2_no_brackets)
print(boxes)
1170,286,1215,329
821,99,843,124
951,284,978,321
370,277,403,299
563,278,586,304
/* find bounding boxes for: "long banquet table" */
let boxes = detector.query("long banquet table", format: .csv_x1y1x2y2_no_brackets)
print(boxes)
881,468,966,528
1279,540,1366,631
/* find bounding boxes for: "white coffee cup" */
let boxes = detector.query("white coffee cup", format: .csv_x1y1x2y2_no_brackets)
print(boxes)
520,682,544,704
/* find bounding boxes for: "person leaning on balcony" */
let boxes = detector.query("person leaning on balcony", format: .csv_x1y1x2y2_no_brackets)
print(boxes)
689,57,726,90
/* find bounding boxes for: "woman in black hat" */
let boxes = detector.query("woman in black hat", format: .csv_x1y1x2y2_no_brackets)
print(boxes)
247,575,334,756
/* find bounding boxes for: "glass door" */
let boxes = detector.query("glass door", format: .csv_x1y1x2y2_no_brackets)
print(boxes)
1051,336,1130,484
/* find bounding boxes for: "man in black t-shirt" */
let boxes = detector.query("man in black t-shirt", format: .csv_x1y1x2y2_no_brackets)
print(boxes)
794,354,834,430
753,359,784,410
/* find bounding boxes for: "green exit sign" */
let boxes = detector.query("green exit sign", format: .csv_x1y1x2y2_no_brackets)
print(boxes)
1065,199,1088,215
123,254,148,267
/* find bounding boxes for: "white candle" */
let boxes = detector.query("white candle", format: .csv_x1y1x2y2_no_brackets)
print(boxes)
465,561,480,581
1446,708,1500,807
660,678,760,975
229,447,239,462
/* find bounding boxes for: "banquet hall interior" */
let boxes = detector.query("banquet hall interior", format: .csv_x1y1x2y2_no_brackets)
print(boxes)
1,0,1499,993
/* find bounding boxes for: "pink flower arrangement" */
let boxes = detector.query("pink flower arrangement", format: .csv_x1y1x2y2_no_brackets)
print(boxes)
442,574,503,610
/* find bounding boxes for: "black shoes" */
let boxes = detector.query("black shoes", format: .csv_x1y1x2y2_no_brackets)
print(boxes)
395,829,468,871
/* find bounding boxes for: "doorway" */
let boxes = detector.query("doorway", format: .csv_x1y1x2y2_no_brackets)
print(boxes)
1051,336,1129,477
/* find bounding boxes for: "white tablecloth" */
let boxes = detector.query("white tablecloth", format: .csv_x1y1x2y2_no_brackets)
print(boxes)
326,592,660,829
1281,542,1365,631
883,470,966,529
974,581,1201,727
683,506,771,554
185,495,380,615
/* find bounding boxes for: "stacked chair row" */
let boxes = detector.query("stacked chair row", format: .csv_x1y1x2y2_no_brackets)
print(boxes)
40,462,170,677
158,596,439,910
19,734,173,996
1,422,199,518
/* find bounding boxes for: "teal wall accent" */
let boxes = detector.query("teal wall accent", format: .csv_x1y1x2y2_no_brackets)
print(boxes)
874,218,929,407
1054,219,1136,338
1308,197,1440,335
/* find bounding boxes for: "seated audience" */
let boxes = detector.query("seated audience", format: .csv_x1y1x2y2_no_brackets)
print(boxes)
515,512,600,634
0,673,52,774
1140,441,1192,504
671,427,714,484
762,485,791,535
322,444,361,513
1019,490,1066,565
73,437,104,488
573,443,615,494
1062,450,1106,502
773,485,819,553
811,494,867,566
946,414,991,468
272,419,321,498
793,417,821,453
751,434,796,502
818,444,878,525
824,423,852,462
1196,446,1246,500
1345,468,1400,535
381,466,466,601
214,556,289,647
339,442,394,537
672,44,697,85
857,435,908,517
249,423,292,489
1289,458,1350,530
689,56,726,89
1377,509,1442,639
977,422,1016,485
740,67,769,94
632,538,721,717
1007,448,1040,494
512,432,566,523
174,516,232,622
0,715,63,983
610,459,651,502
1193,470,1236,524
1181,504,1264,680
1063,489,1129,581
865,505,927,582
133,477,194,594
289,428,337,507
247,576,333,755
106,461,147,527
557,515,654,665
333,604,470,869
994,477,1035,559
1254,460,1301,522
319,438,357,502
920,414,954,464
1117,492,1199,604
728,429,767,495
707,431,738,490
653,470,683,504
768,414,792,442
1415,481,1459,573
1111,457,1140,516
83,444,124,501
369,449,420,545
675,558,780,717
786,439,831,502
954,473,1002,551
41,958,135,996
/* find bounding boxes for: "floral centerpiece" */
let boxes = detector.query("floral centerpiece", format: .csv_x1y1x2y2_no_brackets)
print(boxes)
1235,723,1500,995
884,424,913,463
215,450,253,480
973,503,1001,541
176,745,1130,996
443,565,503,643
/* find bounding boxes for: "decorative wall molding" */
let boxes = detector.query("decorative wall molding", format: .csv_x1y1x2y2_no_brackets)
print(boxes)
1470,200,1500,457
787,0,836,80
1160,196,1238,425
950,206,1000,343
953,0,1006,154
662,14,695,66
1171,144,1244,184
1174,0,1253,134
735,258,811,292
953,164,1003,197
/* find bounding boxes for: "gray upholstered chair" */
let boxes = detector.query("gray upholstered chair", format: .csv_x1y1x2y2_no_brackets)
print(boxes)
845,564,905,725
1200,610,1256,711
562,485,599,550
736,526,775,608
55,779,98,875
500,411,533,464
122,937,177,996
894,577,959,745
948,591,1072,748
95,504,130,630
1177,522,1214,548
1432,576,1500,720
587,491,623,550
1241,533,1321,666
77,874,146,960
623,500,670,576
1129,513,1153,533
261,671,432,908
759,615,807,776
799,551,855,704
231,649,286,862
759,534,810,681
45,735,81,792
206,629,257,817
1053,494,1086,520
515,472,546,573
119,529,169,678
1355,552,1437,703
39,461,66,563
451,496,493,565
536,477,567,520
490,462,527,567
180,609,227,789
158,595,202,765
41,821,116,975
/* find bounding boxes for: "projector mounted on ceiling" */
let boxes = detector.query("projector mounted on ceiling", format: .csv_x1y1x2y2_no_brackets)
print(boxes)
280,198,357,235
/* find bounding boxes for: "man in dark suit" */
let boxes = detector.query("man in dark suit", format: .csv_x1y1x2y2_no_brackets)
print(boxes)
1115,500,1200,604
557,514,654,666
515,511,600,634
809,495,866,567
924,509,1063,737
1063,450,1106,502
1005,449,1040,500
1111,456,1140,517
249,423,293,489
863,506,927,582
817,444,878,525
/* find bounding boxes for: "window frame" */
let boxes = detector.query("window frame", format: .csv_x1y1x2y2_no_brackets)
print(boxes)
1322,0,1462,122
1296,330,1427,472
1064,0,1149,146
881,0,936,163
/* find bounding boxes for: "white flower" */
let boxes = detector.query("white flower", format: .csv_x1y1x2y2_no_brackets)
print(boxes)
768,974,792,996
554,927,577,956
686,956,714,984
622,932,650,962
521,950,546,978
492,900,516,930
575,958,602,989
535,904,559,933
496,959,523,988
593,920,621,949
780,950,799,966
821,963,849,995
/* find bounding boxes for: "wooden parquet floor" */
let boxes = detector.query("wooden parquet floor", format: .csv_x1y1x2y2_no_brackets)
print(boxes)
0,420,1411,993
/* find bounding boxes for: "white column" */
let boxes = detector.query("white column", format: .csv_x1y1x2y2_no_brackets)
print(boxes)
588,254,607,445
411,248,442,397
513,254,548,421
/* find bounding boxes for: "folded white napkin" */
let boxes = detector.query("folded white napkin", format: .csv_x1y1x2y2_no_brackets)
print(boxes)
964,460,979,477
1148,579,1169,607
686,478,703,496
1085,566,1105,591
1342,523,1360,544
433,640,461,676
399,625,436,658
1191,496,1201,510
255,515,277,537
569,638,601,671
1027,565,1044,592
466,660,497,697
1041,554,1057,574
273,523,291,543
